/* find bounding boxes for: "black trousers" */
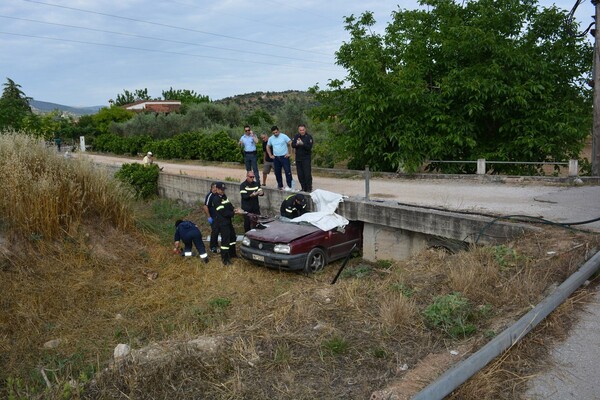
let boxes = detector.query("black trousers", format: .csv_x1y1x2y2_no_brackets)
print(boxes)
209,220,220,250
242,208,260,232
296,158,312,192
219,222,237,262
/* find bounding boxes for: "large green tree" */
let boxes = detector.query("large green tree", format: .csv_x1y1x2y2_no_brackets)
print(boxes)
313,0,593,173
0,78,33,131
92,106,135,135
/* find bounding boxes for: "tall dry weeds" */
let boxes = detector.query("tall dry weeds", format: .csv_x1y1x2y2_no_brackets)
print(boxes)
0,131,133,239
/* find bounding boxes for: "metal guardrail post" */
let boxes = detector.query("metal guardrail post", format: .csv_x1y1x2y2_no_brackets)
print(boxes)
365,165,370,200
568,159,579,176
477,159,486,175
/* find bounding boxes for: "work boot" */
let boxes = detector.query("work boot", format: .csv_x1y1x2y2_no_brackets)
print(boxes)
222,253,231,266
199,253,209,264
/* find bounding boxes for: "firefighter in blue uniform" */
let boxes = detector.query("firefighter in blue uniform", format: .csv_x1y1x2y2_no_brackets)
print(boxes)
173,220,209,263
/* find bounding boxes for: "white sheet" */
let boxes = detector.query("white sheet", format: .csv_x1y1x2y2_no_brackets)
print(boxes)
290,189,349,231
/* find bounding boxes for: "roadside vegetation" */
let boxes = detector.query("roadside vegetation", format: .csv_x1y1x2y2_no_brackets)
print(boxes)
1,130,599,399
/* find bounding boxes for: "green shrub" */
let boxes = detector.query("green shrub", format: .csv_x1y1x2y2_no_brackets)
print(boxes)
322,336,350,355
423,292,476,338
115,163,159,199
340,264,372,279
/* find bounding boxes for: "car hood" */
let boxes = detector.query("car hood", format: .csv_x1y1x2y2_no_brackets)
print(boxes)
245,220,321,243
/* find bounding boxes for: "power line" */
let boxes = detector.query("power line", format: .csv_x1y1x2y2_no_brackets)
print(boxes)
164,0,335,40
21,0,331,56
0,15,334,66
0,31,340,73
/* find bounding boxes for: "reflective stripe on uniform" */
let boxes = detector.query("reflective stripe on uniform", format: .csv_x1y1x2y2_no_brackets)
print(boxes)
200,253,208,259
216,205,224,210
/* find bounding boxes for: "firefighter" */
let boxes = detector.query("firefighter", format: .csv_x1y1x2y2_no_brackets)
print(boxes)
211,182,242,265
280,193,308,219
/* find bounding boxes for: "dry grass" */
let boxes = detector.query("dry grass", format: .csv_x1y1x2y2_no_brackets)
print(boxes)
1,131,599,399
0,131,133,240
2,224,596,400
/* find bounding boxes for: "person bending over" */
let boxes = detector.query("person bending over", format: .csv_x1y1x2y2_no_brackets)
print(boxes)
173,219,209,263
280,193,308,219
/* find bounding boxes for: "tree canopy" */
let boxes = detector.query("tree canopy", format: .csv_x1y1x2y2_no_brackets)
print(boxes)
0,78,33,131
162,87,210,104
114,88,153,107
312,0,593,173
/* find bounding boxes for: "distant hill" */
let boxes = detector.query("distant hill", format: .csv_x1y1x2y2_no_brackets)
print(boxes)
29,99,103,116
216,90,317,116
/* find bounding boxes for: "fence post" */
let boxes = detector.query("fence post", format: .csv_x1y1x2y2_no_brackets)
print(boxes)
365,166,370,200
568,159,578,177
477,159,486,175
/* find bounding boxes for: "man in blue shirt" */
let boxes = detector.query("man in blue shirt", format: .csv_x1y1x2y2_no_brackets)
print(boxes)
266,125,294,191
239,125,261,186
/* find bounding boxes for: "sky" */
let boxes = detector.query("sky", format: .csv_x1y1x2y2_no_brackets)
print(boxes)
0,0,592,107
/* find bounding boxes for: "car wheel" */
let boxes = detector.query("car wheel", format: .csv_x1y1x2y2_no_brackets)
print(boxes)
304,248,326,273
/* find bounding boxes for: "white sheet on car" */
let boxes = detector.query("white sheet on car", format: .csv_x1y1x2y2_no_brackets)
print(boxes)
290,189,349,231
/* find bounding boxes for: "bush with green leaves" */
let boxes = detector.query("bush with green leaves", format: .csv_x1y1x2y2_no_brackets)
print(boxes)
313,2,592,173
115,163,159,199
423,292,477,338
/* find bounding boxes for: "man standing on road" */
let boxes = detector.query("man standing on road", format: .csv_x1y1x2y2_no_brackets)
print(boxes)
261,133,274,186
173,219,209,263
239,125,261,186
202,182,219,253
291,124,313,192
240,171,264,232
267,125,294,191
211,182,242,265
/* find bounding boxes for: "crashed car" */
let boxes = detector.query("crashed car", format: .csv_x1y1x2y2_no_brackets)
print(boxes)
240,189,363,273
240,217,363,273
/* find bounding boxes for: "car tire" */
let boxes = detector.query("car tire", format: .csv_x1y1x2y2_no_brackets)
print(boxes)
304,248,326,274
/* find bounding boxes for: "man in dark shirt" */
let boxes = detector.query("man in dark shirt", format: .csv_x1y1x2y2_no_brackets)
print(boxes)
240,171,264,232
202,182,219,253
173,220,209,263
211,182,241,265
280,193,308,219
291,124,314,192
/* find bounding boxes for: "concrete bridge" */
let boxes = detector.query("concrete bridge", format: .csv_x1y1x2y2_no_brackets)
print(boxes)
156,172,530,261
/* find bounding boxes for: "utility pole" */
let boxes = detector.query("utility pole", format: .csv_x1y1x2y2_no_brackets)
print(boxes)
593,0,600,175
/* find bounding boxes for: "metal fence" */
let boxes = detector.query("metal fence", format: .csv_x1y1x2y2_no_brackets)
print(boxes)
310,159,579,199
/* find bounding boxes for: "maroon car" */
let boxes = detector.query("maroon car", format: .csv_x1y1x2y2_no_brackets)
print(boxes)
240,218,363,273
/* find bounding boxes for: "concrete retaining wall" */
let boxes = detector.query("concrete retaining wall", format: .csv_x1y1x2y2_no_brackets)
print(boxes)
105,167,531,262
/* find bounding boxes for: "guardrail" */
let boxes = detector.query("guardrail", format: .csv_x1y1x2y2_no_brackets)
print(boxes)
428,159,578,176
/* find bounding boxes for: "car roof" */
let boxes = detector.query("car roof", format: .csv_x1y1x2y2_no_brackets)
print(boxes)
245,219,322,243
